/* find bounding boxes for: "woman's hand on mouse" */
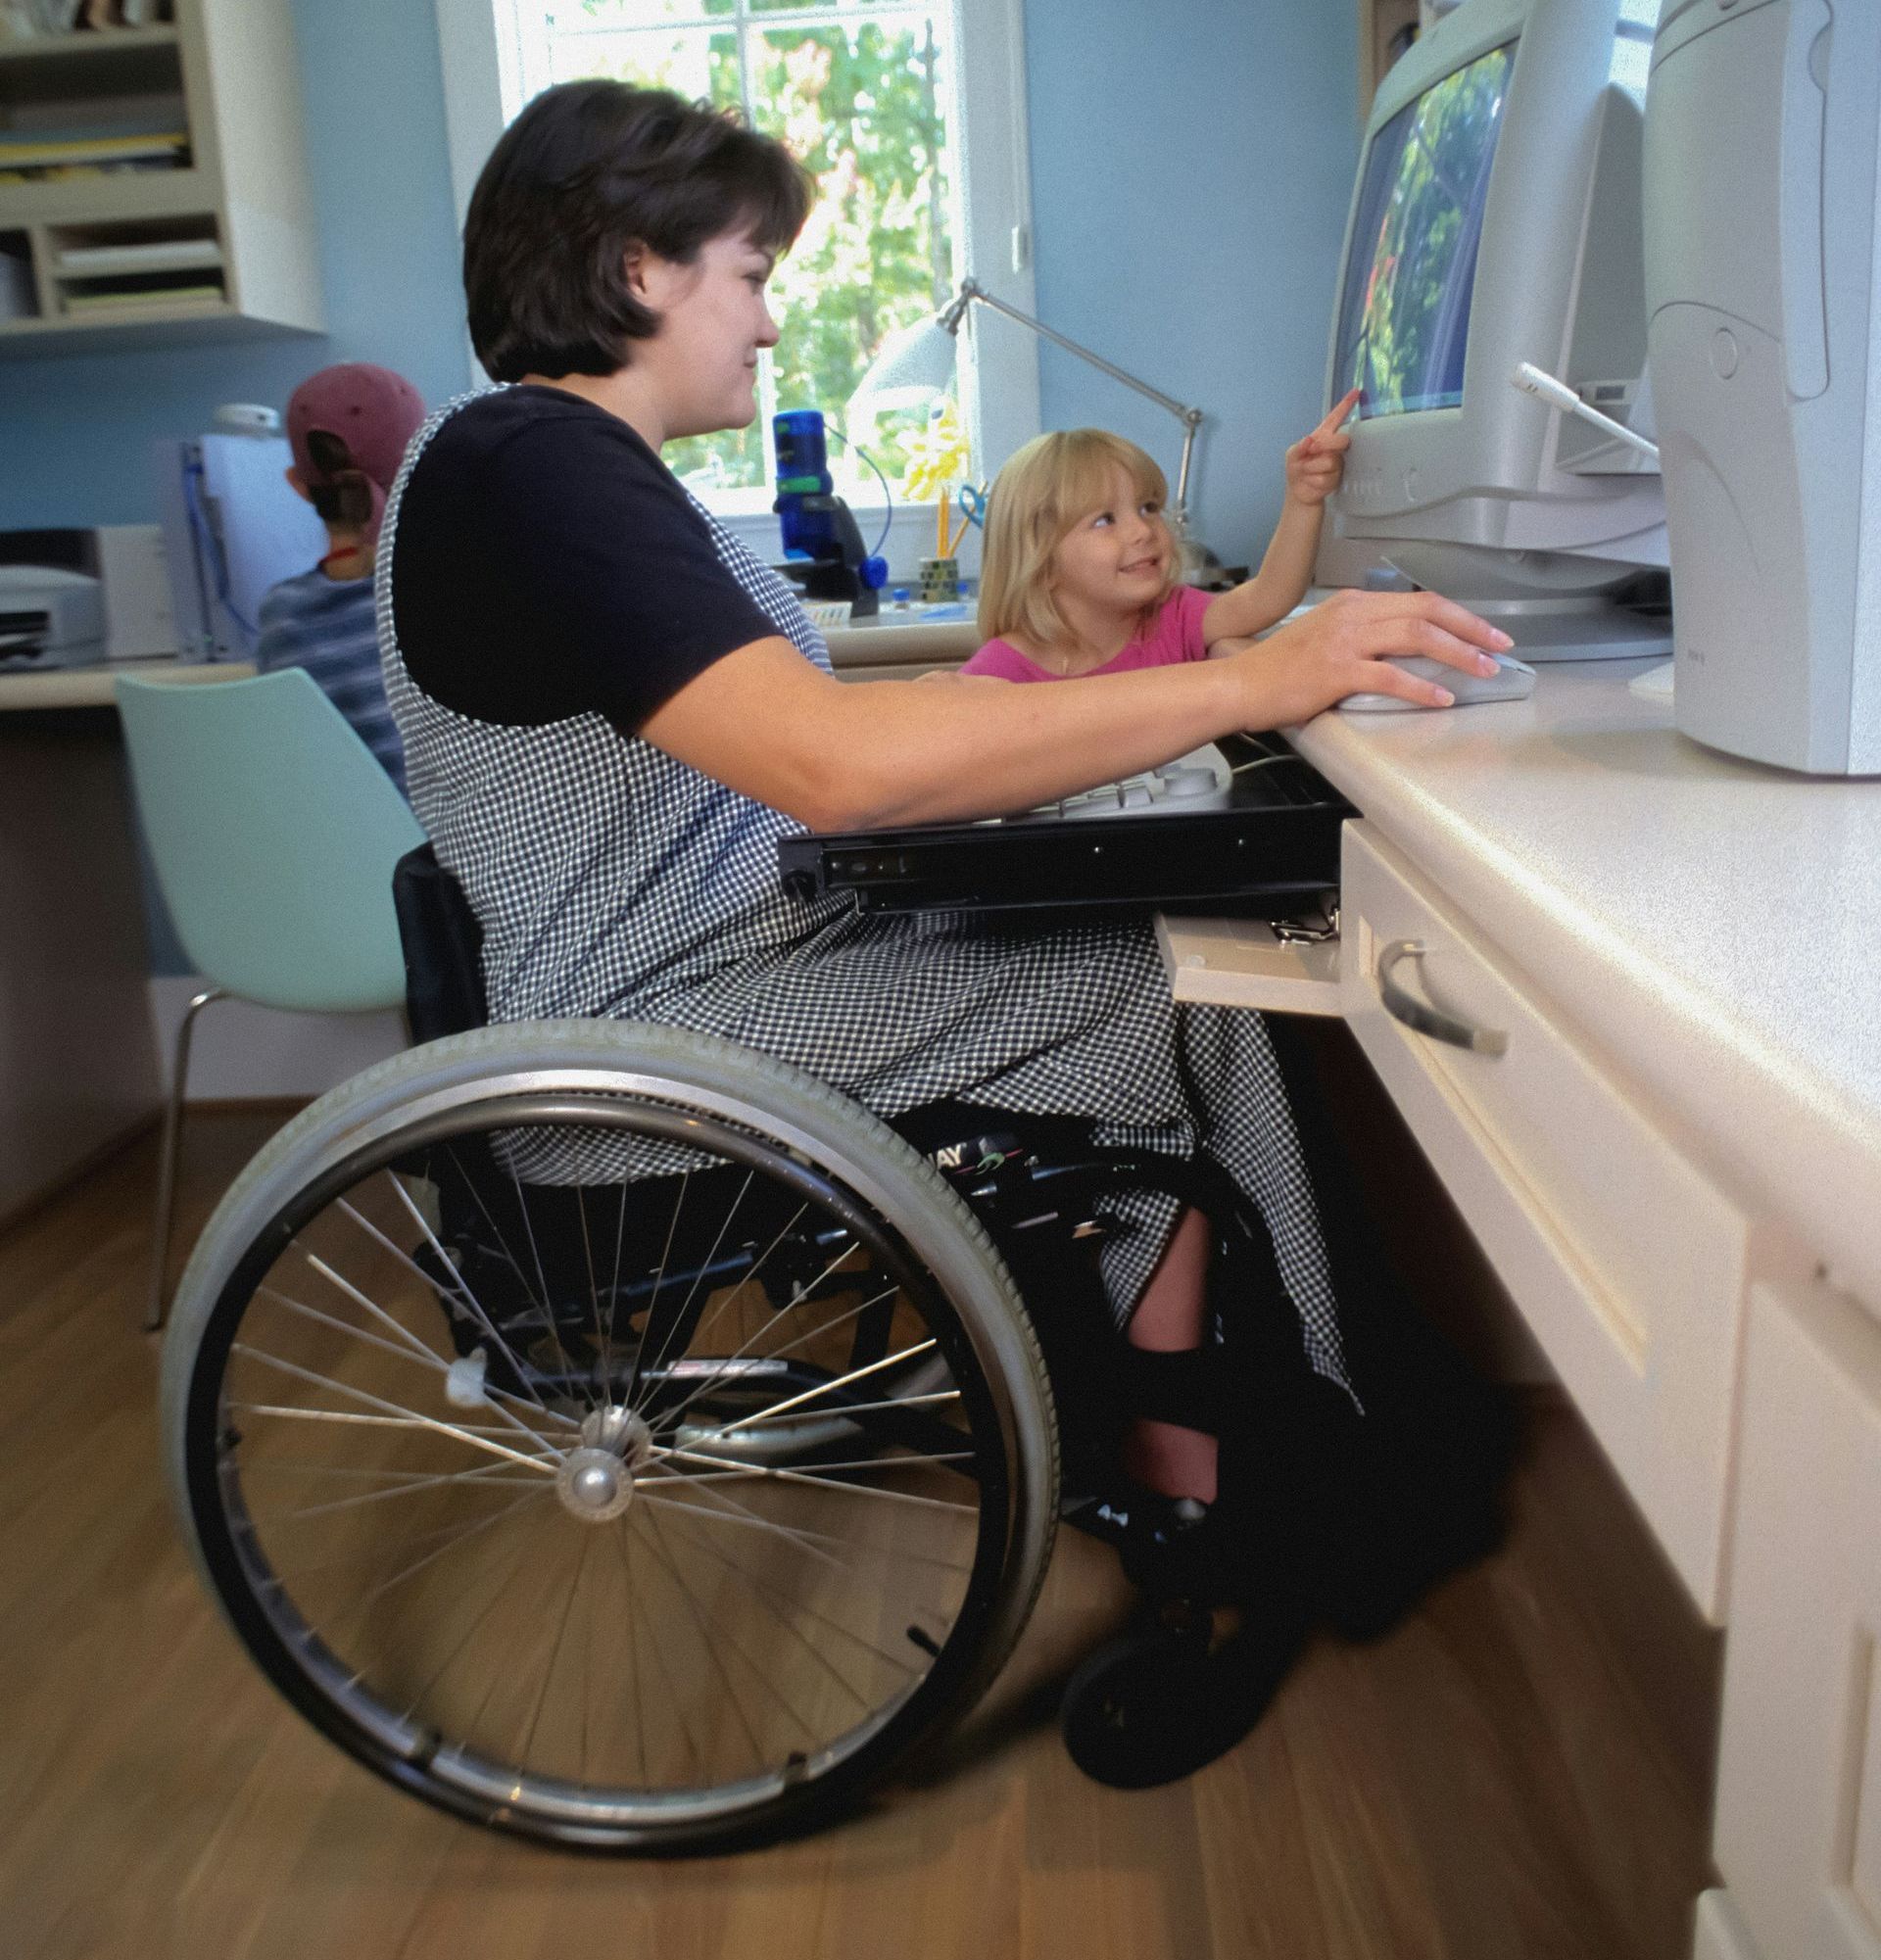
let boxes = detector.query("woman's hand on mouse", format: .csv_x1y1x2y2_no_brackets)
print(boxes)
1283,388,1363,507
1228,587,1514,724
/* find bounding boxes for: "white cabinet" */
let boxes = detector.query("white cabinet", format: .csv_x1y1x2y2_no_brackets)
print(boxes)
1710,1278,1881,1960
1338,820,1751,1616
0,0,319,354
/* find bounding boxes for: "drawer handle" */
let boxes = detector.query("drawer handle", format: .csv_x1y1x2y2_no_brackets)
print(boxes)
1377,939,1508,1056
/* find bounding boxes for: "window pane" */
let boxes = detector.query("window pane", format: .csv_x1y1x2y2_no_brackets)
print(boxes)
748,0,922,12
747,16,957,490
546,24,738,102
535,4,961,502
553,2,734,28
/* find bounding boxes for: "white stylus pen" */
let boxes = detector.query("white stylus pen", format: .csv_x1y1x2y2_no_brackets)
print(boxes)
1511,359,1662,464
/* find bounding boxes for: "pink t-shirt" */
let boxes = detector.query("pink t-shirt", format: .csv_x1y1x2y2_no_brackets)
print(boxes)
959,584,1212,682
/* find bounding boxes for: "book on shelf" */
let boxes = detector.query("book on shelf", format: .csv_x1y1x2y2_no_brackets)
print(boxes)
55,237,219,275
62,279,221,313
0,131,186,167
2,0,169,32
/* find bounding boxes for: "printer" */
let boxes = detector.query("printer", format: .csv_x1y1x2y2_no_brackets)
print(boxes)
0,531,105,670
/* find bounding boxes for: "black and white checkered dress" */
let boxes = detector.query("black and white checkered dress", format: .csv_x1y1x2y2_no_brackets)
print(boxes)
378,393,1346,1382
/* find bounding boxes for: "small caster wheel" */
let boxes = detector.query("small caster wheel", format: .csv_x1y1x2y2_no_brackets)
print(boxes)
1059,1601,1310,1790
1060,1626,1213,1790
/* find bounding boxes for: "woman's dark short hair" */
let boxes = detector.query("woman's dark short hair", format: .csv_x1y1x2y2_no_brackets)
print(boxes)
464,80,812,383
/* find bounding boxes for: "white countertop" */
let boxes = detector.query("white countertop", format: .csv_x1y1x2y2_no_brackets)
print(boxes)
0,657,254,710
1288,660,1881,1310
0,608,976,712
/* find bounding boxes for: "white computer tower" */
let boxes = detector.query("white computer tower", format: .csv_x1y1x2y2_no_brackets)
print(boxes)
1644,0,1881,776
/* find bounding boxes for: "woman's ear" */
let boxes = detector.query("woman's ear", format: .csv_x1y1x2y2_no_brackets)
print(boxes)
622,241,651,301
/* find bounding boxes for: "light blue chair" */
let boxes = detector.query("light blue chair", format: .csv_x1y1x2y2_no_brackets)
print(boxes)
117,669,426,1331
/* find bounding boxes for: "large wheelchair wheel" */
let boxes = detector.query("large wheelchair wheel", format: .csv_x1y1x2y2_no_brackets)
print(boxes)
161,1023,1058,1852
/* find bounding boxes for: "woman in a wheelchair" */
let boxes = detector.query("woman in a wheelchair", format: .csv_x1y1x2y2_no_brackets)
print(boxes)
160,80,1514,1847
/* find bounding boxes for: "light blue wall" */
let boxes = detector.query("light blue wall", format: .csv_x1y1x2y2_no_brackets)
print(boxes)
4,1,1357,973
0,0,468,974
1022,0,1360,570
0,0,469,534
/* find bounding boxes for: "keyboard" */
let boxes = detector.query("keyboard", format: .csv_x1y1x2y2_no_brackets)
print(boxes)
778,735,1354,917
1017,748,1230,822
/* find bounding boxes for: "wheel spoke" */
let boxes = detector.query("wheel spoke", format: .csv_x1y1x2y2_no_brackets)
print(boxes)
647,1276,899,1444
383,1171,560,1422
259,1280,563,1462
314,1486,550,1615
226,1405,561,1459
610,1520,704,1779
515,1528,595,1771
632,1485,973,1576
652,1502,911,1707
229,1346,560,1476
669,1341,940,1450
507,1166,592,1414
270,1463,545,1522
626,1170,752,1411
633,1506,770,1768
397,1520,546,1722
655,1448,978,1515
337,1197,579,1432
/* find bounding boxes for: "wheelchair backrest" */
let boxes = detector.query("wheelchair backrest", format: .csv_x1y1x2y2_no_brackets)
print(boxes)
392,843,489,1041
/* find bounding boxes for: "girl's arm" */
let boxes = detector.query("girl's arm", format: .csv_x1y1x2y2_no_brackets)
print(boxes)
640,586,1510,833
1201,387,1362,646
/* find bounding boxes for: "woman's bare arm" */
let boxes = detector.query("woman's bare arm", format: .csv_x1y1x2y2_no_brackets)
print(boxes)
639,589,1511,831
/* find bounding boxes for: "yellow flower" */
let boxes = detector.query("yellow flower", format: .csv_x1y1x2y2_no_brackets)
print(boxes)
901,400,974,502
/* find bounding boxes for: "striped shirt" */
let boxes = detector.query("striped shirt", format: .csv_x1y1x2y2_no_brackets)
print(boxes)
255,567,408,793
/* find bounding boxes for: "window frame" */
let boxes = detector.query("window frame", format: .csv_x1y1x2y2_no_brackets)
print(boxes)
430,0,1041,523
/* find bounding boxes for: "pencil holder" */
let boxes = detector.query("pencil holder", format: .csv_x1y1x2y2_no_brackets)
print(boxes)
918,555,961,602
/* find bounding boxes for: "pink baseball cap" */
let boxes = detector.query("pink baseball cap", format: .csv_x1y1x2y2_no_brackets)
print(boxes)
285,362,426,513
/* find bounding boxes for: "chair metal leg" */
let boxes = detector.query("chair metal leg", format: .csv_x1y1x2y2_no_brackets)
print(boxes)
145,986,225,1335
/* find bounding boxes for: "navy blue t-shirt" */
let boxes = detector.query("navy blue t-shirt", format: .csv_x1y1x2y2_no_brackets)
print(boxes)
390,386,777,732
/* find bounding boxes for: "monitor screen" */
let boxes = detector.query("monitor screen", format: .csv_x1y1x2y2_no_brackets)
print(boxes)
1332,41,1516,419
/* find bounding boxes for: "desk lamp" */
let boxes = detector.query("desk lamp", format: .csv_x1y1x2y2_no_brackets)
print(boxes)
857,277,1210,555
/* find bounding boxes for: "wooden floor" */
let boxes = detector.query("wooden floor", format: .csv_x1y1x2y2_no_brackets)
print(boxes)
0,1112,1718,1960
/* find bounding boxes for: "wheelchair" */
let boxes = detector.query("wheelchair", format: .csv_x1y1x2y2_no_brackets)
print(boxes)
158,847,1513,1853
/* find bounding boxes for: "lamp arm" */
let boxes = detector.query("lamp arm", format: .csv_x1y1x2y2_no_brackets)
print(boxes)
949,278,1204,435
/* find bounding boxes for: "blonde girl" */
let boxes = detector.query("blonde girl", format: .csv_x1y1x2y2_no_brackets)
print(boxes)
960,393,1363,683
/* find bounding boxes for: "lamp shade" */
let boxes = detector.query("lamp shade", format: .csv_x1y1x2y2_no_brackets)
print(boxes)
849,313,959,412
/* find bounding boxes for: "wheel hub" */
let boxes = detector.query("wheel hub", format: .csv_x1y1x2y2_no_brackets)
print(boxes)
555,1406,652,1523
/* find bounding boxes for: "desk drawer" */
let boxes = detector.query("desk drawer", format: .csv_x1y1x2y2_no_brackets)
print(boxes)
1339,821,1749,1616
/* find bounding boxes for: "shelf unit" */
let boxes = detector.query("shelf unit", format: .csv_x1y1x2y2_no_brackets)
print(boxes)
0,0,321,356
1359,0,1426,116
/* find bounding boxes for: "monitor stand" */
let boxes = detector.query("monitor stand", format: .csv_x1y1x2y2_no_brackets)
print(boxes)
1465,596,1673,663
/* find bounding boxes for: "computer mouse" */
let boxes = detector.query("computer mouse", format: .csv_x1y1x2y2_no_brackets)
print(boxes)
1336,651,1537,712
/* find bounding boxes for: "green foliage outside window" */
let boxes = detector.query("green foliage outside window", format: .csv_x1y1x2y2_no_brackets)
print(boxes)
555,3,958,498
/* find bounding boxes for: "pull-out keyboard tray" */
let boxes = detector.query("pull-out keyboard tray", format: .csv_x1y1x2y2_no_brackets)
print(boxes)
777,733,1355,918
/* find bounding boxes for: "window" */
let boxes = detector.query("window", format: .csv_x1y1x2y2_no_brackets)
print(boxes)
433,0,1039,517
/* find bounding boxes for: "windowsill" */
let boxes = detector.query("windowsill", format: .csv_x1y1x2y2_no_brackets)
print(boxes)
686,486,903,522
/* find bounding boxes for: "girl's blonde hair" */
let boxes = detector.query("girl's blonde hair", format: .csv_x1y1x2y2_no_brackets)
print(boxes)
975,429,1182,647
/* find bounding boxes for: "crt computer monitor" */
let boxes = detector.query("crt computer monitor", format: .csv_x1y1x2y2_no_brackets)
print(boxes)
1318,0,1671,659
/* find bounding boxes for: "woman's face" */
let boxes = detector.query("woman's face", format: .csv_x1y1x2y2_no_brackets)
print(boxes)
631,228,781,441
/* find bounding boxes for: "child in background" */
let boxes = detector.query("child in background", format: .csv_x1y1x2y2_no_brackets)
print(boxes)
958,388,1362,686
255,362,427,792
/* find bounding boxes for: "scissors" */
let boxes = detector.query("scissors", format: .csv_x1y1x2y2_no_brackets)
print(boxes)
955,482,989,532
